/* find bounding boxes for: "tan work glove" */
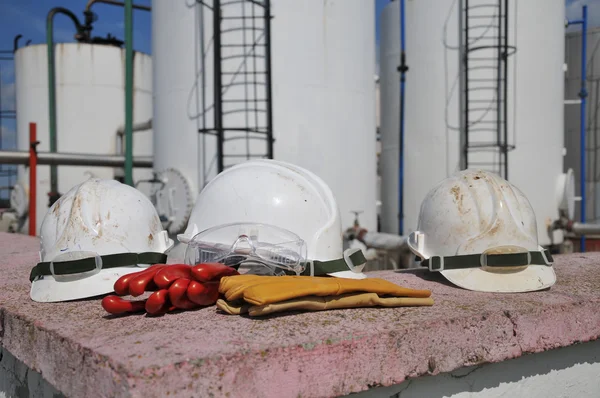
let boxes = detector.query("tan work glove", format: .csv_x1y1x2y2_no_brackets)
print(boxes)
218,274,432,306
216,274,434,316
216,292,434,317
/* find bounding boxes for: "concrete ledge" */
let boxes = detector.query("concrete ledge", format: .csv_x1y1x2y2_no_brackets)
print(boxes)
0,232,599,398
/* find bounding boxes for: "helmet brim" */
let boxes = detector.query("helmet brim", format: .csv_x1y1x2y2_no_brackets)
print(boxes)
440,264,556,293
30,267,142,303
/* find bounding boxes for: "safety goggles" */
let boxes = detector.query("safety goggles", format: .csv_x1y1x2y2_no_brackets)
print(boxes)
183,222,367,277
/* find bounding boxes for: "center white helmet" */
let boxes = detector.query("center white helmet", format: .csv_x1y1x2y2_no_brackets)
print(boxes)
30,178,174,302
407,169,556,293
178,159,367,279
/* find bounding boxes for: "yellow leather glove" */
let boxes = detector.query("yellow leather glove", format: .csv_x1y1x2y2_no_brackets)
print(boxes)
216,292,434,317
218,275,432,306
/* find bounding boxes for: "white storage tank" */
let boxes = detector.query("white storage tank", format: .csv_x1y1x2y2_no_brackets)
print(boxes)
379,0,566,246
14,43,154,235
151,0,378,233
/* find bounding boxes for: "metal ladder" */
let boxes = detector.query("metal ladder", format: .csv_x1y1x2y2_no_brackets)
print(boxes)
461,0,515,179
199,0,274,173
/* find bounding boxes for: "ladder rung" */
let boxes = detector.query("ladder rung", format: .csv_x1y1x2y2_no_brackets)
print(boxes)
466,87,499,91
222,16,265,20
467,15,505,20
467,128,498,132
221,44,266,48
222,71,266,75
223,154,270,158
464,4,500,10
468,108,498,112
221,99,267,103
467,78,505,82
465,25,500,30
222,109,267,115
468,99,504,103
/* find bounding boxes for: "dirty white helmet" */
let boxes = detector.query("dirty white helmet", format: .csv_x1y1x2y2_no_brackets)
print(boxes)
178,159,367,279
30,178,174,302
407,169,556,293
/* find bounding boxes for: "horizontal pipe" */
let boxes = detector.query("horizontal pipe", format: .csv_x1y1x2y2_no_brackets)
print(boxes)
568,222,600,236
85,0,151,12
0,150,152,167
344,228,409,251
361,232,408,251
116,119,152,135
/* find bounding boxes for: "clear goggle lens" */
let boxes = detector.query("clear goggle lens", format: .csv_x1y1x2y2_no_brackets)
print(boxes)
184,223,308,276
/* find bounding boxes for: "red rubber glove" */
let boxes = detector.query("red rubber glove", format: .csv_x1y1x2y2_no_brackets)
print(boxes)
101,263,239,316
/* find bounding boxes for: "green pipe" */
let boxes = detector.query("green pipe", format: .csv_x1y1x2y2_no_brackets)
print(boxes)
124,0,133,186
46,8,84,197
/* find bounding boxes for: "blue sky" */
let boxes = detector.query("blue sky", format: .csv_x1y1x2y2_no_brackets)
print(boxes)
0,0,596,199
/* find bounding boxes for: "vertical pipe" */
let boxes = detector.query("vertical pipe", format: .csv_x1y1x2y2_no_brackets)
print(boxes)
264,0,274,159
398,0,407,235
502,0,509,180
28,123,37,237
464,0,470,169
213,0,224,172
46,16,58,196
458,0,466,170
496,0,502,150
0,64,3,151
124,0,134,186
580,5,588,252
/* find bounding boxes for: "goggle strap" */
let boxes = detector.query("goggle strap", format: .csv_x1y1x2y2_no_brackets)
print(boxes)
299,249,367,276
29,252,168,282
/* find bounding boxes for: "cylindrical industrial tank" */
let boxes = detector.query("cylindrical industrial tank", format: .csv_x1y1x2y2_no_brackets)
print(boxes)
379,0,566,247
14,43,154,235
269,0,378,231
151,0,378,234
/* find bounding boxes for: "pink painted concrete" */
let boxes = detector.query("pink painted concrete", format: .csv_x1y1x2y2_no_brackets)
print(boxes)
0,232,599,398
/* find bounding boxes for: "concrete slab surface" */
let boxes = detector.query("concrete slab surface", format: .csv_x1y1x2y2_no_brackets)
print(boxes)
0,232,599,398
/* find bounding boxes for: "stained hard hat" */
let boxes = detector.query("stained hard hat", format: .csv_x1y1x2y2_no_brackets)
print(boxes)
407,169,556,293
30,178,174,302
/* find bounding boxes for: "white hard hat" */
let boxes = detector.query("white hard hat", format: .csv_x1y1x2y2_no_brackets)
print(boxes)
407,169,556,293
30,178,174,302
178,159,367,279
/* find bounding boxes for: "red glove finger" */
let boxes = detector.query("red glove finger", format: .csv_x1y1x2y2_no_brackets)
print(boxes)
168,278,199,310
145,288,172,315
154,265,193,289
128,265,167,297
187,280,220,306
102,295,146,315
191,263,239,282
114,264,166,296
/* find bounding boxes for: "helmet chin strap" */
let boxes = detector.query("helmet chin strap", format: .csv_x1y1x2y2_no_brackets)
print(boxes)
30,252,168,282
419,249,554,272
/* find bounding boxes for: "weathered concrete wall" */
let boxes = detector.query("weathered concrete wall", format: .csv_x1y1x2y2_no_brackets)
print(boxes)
349,337,600,398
